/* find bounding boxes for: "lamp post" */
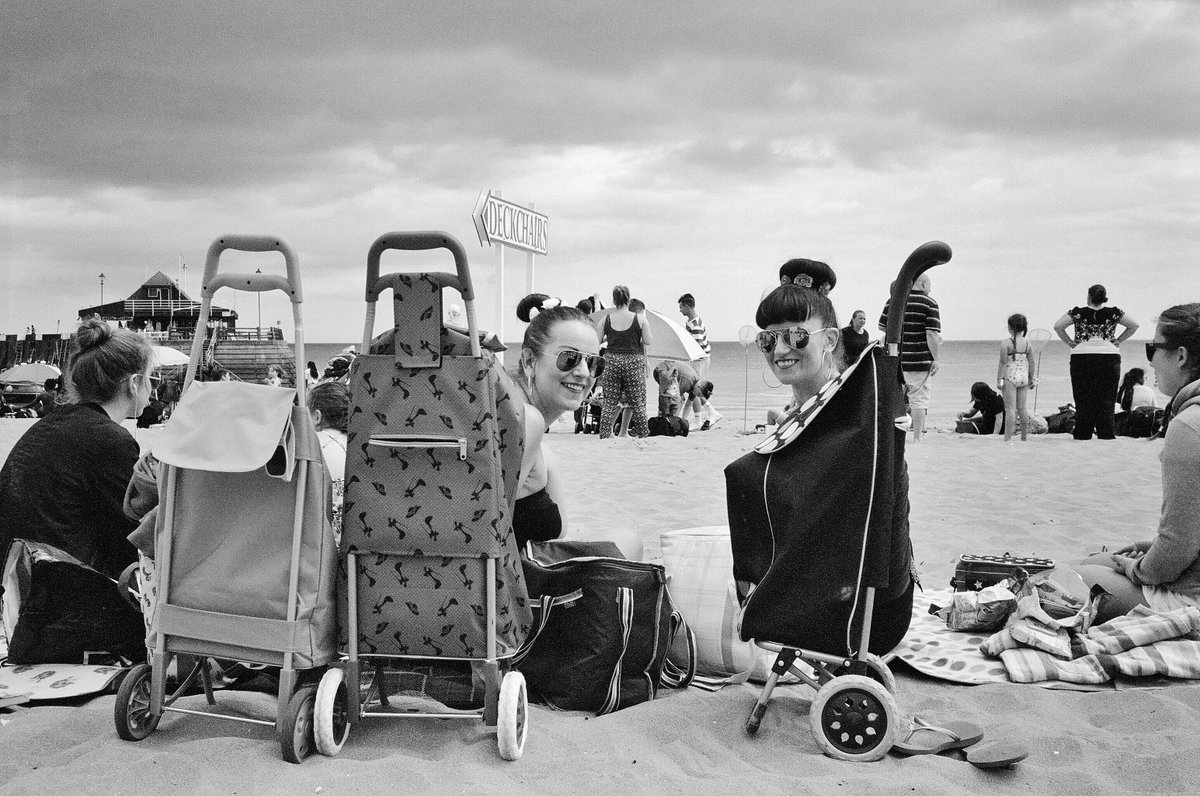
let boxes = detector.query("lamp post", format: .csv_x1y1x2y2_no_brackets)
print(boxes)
99,273,106,304
255,267,262,337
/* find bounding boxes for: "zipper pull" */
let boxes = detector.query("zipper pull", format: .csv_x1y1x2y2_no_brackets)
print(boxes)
458,438,467,460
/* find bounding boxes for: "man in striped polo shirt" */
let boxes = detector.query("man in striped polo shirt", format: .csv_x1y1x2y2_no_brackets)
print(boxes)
678,293,712,378
878,274,941,443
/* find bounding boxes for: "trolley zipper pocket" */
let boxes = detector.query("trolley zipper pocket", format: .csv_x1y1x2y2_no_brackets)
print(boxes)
368,433,468,460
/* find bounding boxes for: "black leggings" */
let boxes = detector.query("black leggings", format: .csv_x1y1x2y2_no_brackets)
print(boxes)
1070,354,1121,440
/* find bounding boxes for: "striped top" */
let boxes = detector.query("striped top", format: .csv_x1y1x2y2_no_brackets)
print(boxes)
877,292,941,372
686,315,711,356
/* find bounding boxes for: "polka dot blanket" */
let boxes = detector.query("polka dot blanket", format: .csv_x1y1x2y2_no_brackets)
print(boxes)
891,587,1012,684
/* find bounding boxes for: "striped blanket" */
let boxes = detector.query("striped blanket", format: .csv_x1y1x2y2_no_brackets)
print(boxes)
982,605,1200,685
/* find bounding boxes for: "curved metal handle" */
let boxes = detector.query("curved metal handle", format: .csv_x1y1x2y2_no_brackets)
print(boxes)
202,235,302,303
885,241,952,348
365,231,473,302
185,234,306,397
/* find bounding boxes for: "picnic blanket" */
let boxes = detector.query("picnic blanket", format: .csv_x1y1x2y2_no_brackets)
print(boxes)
891,588,1011,684
983,604,1200,685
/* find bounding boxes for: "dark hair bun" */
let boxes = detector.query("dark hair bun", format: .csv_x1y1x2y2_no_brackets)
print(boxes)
779,259,836,293
75,317,113,351
516,293,562,323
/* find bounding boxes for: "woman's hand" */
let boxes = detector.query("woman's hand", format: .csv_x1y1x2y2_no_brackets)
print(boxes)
1111,554,1140,578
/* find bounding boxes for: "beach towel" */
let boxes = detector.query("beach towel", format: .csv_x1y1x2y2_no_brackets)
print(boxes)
986,605,1200,685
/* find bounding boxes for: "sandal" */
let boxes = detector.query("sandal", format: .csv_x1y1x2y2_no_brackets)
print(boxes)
966,739,1029,769
891,716,984,756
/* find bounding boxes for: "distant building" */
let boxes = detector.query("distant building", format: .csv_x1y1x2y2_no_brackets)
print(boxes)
77,271,238,336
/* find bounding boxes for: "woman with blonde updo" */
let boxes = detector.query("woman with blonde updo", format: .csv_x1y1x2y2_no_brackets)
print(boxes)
0,318,153,578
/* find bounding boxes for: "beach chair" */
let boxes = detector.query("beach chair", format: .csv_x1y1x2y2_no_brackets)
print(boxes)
313,231,533,761
725,241,952,762
113,235,339,763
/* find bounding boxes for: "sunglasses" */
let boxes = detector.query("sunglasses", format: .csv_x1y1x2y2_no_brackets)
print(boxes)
550,349,601,375
1146,341,1176,361
755,326,834,353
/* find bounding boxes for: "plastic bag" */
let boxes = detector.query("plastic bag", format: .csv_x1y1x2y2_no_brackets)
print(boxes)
932,582,1016,632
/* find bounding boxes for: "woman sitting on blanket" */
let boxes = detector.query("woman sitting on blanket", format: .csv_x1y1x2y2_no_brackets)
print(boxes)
513,294,601,548
1076,302,1200,623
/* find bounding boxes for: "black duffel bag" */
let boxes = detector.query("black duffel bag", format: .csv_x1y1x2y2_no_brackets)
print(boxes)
2,539,144,664
516,540,695,714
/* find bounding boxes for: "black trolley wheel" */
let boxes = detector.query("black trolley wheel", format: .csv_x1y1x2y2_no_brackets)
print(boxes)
114,663,161,742
280,685,317,764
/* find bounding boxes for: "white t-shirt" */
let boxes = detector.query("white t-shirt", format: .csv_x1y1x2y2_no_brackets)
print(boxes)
317,428,347,538
1131,383,1157,409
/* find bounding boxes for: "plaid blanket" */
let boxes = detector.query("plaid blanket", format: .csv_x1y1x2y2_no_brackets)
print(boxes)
982,605,1200,684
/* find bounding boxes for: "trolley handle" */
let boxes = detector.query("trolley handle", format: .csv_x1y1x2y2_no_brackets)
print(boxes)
884,241,952,350
185,234,306,397
202,235,302,303
365,231,473,303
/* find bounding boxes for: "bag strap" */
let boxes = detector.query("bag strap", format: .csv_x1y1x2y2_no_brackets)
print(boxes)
597,586,636,715
511,589,584,665
658,608,697,689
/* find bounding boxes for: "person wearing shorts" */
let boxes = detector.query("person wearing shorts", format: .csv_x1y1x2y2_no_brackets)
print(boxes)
878,274,941,443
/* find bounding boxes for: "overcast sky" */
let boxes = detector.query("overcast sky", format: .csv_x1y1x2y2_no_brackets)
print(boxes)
4,1,1198,344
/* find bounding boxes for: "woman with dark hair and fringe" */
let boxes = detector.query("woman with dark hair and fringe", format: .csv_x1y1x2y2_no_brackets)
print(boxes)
596,285,653,439
0,318,153,579
1075,303,1200,622
727,261,914,655
513,294,601,547
1054,284,1139,440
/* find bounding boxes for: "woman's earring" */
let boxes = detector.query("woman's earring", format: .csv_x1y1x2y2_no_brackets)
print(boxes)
761,366,783,389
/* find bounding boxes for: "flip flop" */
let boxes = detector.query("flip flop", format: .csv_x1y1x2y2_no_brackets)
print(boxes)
891,717,985,756
965,740,1029,769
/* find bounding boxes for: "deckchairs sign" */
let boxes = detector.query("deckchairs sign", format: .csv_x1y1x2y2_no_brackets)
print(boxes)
472,190,548,256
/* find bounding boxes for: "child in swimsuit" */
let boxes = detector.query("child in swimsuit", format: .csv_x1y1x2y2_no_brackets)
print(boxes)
996,313,1038,442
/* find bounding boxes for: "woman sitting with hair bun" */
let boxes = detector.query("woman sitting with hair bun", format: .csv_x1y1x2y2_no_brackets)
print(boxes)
513,293,602,547
1075,302,1200,622
0,318,153,579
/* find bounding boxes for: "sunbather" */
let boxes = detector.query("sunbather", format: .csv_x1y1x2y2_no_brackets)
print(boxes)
1075,302,1200,622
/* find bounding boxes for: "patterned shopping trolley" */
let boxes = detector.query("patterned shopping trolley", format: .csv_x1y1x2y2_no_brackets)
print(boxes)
312,231,534,761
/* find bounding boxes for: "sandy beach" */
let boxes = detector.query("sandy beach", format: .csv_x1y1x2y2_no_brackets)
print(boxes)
2,416,1197,795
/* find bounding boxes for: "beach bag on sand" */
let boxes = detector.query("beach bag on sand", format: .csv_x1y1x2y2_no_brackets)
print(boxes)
648,415,689,437
659,526,802,687
1046,404,1076,434
517,540,695,714
2,540,143,664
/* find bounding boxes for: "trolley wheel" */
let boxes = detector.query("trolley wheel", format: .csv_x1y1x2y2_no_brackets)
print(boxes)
314,668,351,757
809,675,897,762
280,685,317,764
114,663,160,741
863,655,897,694
496,671,528,761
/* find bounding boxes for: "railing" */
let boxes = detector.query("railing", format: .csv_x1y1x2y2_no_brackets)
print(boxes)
120,299,234,318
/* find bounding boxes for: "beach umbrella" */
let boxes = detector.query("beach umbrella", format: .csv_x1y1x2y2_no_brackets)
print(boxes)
0,362,61,384
592,308,705,362
150,345,190,368
1028,329,1052,412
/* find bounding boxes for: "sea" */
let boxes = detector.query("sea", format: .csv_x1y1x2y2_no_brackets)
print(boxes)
302,338,1123,433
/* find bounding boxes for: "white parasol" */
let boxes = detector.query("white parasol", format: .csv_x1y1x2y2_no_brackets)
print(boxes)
592,308,705,363
0,362,61,384
150,345,191,368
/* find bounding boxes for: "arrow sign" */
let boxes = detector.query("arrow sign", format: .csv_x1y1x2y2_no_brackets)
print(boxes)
472,190,548,256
